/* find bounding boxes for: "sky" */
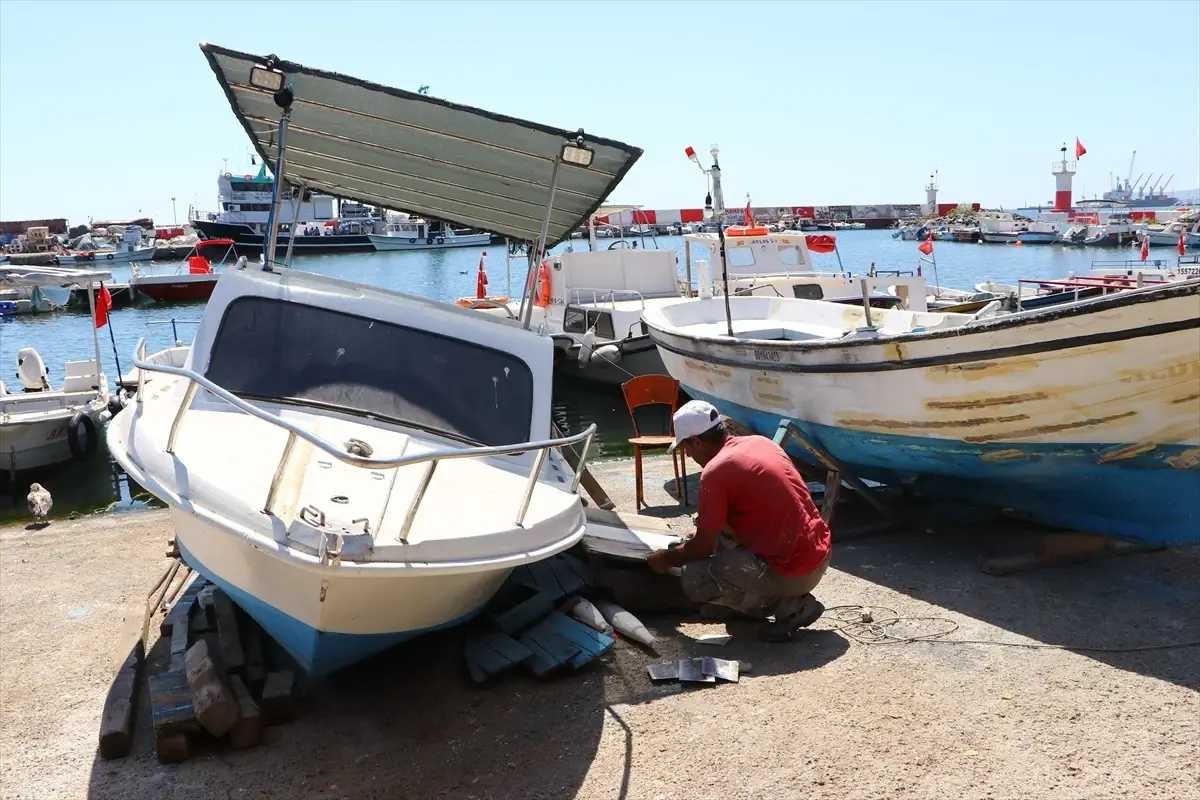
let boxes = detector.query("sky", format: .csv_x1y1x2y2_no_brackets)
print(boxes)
1,0,1197,225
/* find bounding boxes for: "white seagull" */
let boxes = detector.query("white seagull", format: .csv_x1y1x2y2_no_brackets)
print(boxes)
27,483,53,524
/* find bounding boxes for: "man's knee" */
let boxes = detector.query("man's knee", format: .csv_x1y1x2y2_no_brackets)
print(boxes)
680,547,768,602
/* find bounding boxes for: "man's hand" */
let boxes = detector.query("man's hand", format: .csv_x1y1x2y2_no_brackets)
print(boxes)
646,550,674,574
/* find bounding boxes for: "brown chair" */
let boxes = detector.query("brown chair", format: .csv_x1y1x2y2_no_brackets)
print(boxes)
620,374,688,510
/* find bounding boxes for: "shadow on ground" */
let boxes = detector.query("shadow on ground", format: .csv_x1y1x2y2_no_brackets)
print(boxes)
828,503,1200,692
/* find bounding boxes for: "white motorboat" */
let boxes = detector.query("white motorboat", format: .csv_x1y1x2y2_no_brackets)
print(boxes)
105,42,643,676
1139,219,1200,248
0,266,113,473
644,279,1200,546
110,268,597,676
367,213,491,251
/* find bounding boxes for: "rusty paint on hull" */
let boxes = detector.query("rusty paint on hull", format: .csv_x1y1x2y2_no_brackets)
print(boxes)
1165,448,1200,470
963,411,1138,444
837,414,1030,432
927,392,1050,410
978,449,1032,463
1097,441,1159,464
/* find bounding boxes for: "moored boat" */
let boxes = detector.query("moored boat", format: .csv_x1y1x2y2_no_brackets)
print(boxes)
644,280,1200,546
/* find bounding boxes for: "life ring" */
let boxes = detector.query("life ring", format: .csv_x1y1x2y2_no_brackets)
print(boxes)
409,238,416,244
223,172,232,180
67,412,98,460
535,259,553,307
436,236,445,245
725,225,770,237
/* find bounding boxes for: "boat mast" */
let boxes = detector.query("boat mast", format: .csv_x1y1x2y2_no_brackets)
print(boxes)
250,58,295,273
520,150,563,330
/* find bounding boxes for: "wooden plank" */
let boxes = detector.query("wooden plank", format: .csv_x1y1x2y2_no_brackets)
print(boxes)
547,556,587,597
261,670,297,725
147,671,201,736
559,552,592,586
98,644,142,759
583,521,683,561
159,576,205,636
584,507,673,534
552,422,615,511
464,636,516,678
524,560,566,601
486,582,556,636
477,631,535,666
541,612,614,668
518,637,560,677
211,589,246,672
518,622,581,677
775,420,895,521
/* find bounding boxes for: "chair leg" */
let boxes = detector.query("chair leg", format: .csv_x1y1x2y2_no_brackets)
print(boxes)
671,452,682,505
679,452,689,505
633,445,644,511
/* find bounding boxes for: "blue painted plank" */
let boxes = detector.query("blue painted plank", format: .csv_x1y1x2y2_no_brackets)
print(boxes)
486,583,556,636
518,622,580,677
524,560,567,601
548,556,587,597
518,636,563,677
559,553,592,586
478,631,535,666
541,612,615,667
464,636,513,677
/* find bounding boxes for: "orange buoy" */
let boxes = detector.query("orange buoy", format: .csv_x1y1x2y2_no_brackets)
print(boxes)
724,225,770,237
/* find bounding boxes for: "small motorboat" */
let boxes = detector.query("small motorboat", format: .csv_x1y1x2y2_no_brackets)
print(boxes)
0,266,113,472
129,239,244,303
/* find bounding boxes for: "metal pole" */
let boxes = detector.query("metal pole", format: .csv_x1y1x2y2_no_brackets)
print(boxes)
718,222,734,337
684,238,692,296
281,189,302,269
505,239,512,298
520,151,563,330
261,107,292,272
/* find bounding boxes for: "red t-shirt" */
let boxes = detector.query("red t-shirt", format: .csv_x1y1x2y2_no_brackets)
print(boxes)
696,435,831,576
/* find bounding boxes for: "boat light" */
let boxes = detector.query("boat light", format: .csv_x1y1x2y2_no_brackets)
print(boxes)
249,63,285,92
561,131,594,168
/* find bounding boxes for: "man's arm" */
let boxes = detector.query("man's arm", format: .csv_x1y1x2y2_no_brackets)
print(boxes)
648,467,728,572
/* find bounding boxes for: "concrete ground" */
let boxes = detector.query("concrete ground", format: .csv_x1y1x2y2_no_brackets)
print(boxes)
1,455,1197,800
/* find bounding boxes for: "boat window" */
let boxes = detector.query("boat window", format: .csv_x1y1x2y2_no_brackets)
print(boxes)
792,284,824,300
563,308,615,339
778,246,800,266
726,247,756,269
205,297,534,447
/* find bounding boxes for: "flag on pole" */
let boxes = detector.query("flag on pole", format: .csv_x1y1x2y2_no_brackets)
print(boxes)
1075,138,1087,159
1140,234,1150,262
918,236,934,256
744,198,753,226
94,283,112,328
1179,233,1187,256
476,251,489,299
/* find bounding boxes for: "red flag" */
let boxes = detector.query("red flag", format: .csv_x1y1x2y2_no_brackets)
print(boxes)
476,251,489,299
1140,235,1149,262
1075,138,1087,159
744,199,753,226
918,236,934,256
94,283,112,328
1179,233,1187,257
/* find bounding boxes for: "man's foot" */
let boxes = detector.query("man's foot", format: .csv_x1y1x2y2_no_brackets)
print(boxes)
756,595,825,643
699,603,763,622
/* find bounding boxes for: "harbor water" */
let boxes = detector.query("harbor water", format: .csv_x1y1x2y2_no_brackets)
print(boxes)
0,230,1160,519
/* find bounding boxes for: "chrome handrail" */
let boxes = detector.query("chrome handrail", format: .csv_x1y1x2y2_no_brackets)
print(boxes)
132,338,596,533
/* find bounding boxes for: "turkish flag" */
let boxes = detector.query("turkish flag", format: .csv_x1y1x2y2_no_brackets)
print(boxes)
1179,233,1187,256
1075,138,1087,159
476,252,488,299
94,283,112,328
1140,235,1150,262
918,237,934,256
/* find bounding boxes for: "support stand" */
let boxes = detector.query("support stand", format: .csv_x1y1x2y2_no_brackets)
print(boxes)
981,533,1163,576
770,418,899,540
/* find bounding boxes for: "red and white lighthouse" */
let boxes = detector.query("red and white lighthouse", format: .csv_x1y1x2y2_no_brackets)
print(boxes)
1051,143,1077,212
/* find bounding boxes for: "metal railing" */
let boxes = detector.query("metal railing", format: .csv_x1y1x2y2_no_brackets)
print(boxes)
133,338,596,539
569,287,648,312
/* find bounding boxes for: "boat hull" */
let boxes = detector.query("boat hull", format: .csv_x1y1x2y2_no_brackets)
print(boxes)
0,401,106,472
368,232,491,251
192,220,376,255
172,512,505,676
1017,232,1059,244
131,273,219,303
554,334,667,385
647,284,1200,545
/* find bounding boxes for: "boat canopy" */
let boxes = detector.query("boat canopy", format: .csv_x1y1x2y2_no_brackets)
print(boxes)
0,265,113,287
200,43,644,248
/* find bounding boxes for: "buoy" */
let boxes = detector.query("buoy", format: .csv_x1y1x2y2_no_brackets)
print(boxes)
569,597,613,635
593,600,657,647
591,343,621,364
577,328,596,365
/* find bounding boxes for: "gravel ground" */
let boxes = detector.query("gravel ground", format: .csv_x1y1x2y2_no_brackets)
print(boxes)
1,456,1197,800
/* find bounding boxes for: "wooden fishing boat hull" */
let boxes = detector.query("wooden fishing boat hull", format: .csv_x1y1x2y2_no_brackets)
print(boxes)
645,282,1200,545
130,273,220,303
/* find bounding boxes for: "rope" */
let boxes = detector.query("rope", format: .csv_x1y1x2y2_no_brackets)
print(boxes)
817,605,1200,653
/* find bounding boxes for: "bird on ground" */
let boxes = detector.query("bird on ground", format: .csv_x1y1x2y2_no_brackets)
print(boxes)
27,483,53,523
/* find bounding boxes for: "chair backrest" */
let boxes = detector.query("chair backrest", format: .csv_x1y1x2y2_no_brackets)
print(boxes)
620,374,681,438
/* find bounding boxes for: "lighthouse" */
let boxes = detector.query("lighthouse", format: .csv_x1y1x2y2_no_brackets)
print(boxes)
922,171,938,216
1052,143,1076,212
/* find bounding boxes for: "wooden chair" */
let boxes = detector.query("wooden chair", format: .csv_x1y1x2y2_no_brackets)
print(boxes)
620,375,688,510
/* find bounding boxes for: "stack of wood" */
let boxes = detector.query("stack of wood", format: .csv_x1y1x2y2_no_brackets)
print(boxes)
100,574,301,764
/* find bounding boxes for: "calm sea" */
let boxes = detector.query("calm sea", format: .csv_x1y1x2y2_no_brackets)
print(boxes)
0,230,1156,518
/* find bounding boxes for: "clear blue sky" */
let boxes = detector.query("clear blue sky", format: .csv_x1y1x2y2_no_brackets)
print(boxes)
1,0,1197,225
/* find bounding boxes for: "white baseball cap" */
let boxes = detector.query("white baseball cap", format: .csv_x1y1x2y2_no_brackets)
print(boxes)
668,400,723,453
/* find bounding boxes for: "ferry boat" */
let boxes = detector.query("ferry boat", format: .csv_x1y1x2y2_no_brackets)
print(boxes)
190,164,382,256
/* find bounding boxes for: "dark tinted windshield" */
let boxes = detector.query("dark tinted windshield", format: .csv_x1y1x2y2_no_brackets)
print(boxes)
205,296,534,446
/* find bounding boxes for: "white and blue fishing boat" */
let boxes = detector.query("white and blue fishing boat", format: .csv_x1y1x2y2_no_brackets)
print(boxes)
644,280,1200,546
106,43,642,676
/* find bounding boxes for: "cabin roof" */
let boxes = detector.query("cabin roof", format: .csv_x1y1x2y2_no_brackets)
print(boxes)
0,266,112,287
200,43,643,248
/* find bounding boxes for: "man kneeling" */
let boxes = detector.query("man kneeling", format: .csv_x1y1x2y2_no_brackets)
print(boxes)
647,401,831,642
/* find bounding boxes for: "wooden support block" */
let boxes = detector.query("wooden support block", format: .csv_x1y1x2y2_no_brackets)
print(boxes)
518,620,581,677
227,676,264,749
540,612,614,668
261,670,297,725
464,630,536,683
155,732,191,764
240,620,268,695
523,560,568,602
147,671,200,737
211,589,245,672
159,577,205,636
547,555,588,597
583,521,683,562
98,640,143,760
585,507,673,534
486,581,556,636
184,640,240,738
189,601,214,637
169,616,190,674
982,536,1163,576
559,552,592,586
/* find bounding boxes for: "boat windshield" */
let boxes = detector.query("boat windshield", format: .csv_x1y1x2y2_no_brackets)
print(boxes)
204,297,534,447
